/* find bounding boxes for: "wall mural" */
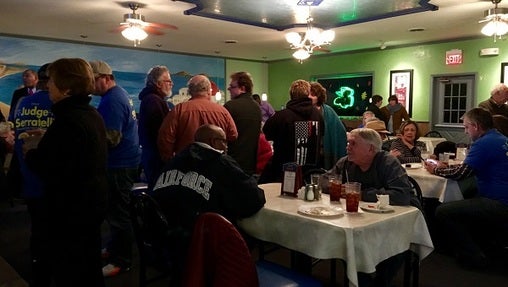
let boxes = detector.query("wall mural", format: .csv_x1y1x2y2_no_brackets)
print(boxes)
0,36,225,112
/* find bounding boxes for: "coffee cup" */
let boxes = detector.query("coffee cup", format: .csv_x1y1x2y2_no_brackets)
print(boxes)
376,194,390,209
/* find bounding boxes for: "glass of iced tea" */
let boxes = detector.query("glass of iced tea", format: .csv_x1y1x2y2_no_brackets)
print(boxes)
328,176,342,203
345,182,361,212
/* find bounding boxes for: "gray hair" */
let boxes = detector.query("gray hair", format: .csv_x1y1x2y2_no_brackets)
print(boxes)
463,108,494,130
363,111,375,117
187,75,211,96
490,83,508,97
350,128,382,152
145,65,169,88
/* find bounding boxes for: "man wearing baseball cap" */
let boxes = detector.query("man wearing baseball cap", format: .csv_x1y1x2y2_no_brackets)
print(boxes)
89,60,141,277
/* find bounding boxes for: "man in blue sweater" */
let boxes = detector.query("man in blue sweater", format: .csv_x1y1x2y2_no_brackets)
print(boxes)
425,108,508,269
90,60,141,277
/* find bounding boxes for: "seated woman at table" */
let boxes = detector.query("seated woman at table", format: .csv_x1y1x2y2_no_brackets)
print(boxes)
424,108,508,269
321,128,418,287
389,120,426,164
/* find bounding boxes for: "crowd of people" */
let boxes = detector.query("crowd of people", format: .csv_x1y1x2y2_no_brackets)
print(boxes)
1,58,508,287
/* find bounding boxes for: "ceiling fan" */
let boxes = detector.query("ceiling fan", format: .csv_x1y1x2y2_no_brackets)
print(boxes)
478,0,508,40
113,2,178,46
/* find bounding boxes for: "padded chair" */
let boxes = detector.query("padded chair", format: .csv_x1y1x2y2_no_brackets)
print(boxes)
423,130,442,138
183,212,322,287
432,141,456,159
130,187,173,287
382,137,396,152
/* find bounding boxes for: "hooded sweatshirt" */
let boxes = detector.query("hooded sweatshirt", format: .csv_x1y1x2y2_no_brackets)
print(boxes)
262,97,324,182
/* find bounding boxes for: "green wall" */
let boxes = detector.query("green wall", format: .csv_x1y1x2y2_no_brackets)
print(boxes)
267,37,508,121
225,59,268,101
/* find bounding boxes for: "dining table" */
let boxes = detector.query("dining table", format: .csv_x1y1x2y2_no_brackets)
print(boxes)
238,183,434,287
404,164,463,203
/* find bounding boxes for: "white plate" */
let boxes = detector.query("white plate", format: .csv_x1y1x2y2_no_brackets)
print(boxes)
360,204,395,213
297,205,344,218
402,163,422,169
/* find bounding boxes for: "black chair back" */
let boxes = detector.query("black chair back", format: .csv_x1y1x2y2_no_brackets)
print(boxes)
424,130,442,138
130,188,173,286
407,176,424,212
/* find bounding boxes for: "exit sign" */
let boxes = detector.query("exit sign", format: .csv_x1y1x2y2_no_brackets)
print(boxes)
446,49,463,65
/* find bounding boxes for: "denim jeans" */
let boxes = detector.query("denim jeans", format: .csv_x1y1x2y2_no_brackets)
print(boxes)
435,197,508,261
104,167,138,267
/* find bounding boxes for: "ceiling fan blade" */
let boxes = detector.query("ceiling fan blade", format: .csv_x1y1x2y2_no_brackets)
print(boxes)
110,25,129,33
146,22,178,30
144,26,165,36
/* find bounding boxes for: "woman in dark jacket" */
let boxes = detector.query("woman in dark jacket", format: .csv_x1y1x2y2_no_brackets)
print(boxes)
25,58,108,287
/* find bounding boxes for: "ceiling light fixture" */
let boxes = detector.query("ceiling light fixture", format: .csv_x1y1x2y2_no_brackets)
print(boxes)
480,0,508,42
121,24,148,46
285,3,334,63
121,3,149,47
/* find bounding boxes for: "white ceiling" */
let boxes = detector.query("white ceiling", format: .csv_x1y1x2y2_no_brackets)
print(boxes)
0,0,502,62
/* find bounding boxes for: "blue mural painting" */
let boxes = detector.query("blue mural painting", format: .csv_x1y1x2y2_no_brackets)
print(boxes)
0,36,225,112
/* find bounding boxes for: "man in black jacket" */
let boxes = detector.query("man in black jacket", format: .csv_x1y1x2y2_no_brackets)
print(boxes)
152,124,266,281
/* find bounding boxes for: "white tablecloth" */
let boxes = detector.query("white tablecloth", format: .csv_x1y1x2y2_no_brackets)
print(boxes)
238,183,434,287
418,137,447,154
405,167,463,202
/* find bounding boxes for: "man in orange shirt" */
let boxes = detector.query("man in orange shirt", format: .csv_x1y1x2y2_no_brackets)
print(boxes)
158,75,237,162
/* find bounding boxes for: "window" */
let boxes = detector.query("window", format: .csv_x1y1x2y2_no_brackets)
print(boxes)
433,75,475,126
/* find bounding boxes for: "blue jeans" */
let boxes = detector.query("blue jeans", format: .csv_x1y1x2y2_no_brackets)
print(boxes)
104,167,138,267
435,197,508,261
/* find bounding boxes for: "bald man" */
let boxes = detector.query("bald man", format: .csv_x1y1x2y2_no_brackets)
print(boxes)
158,75,237,162
152,124,265,283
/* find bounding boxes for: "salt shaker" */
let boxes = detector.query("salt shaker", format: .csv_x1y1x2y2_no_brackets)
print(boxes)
305,184,315,201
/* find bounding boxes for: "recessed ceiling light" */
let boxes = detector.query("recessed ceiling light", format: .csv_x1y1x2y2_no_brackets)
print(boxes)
408,27,425,32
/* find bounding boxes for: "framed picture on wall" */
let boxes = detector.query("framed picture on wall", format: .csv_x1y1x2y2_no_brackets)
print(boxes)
501,63,508,83
389,69,413,116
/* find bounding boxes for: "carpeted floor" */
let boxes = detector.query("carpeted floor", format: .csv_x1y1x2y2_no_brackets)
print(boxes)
1,199,507,287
